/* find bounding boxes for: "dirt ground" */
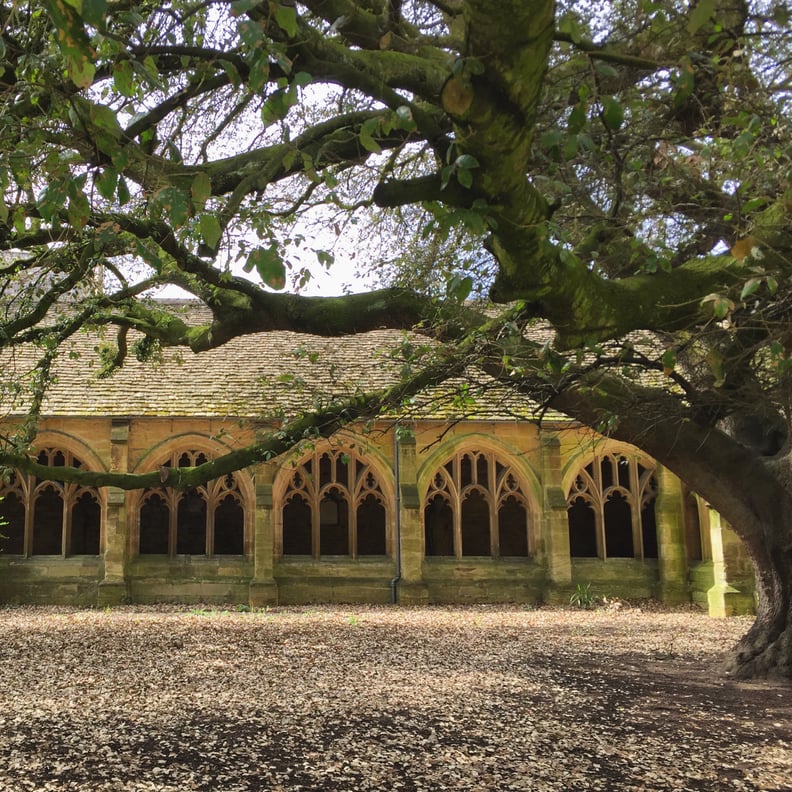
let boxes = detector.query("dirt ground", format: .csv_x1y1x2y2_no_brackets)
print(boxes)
0,603,788,792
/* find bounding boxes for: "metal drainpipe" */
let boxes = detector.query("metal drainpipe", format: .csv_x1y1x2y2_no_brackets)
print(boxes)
389,430,402,604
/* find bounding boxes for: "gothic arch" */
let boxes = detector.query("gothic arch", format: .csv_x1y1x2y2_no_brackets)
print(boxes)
0,437,105,557
419,437,538,559
274,439,394,559
564,446,658,560
130,435,254,557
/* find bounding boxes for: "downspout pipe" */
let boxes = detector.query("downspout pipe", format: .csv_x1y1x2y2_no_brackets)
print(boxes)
390,430,402,604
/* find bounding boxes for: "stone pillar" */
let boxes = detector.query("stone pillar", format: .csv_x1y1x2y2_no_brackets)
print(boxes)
541,434,572,603
707,510,755,616
653,464,689,604
395,431,428,604
98,419,130,605
249,462,278,607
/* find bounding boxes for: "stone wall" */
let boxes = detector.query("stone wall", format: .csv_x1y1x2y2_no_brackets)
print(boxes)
0,415,755,615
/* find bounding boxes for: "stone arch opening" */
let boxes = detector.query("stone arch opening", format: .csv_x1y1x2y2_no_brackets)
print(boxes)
0,448,102,557
136,448,249,557
279,446,390,559
566,453,658,560
423,448,532,559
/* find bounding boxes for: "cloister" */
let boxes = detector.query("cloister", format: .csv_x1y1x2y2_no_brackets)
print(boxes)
0,303,755,614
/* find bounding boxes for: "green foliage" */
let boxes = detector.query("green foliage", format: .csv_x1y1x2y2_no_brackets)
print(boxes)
43,0,97,87
243,246,286,289
569,582,597,610
440,153,480,190
687,0,715,33
133,336,163,365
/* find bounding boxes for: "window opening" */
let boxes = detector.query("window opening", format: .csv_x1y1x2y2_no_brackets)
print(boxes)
498,495,529,556
139,493,169,554
0,449,101,558
214,495,244,555
0,491,25,555
684,491,704,562
33,486,64,555
568,497,598,557
282,494,312,555
319,487,349,555
424,494,454,556
461,489,491,556
566,453,658,560
138,449,247,557
176,489,207,555
357,494,387,555
71,491,100,555
424,449,531,559
281,449,389,558
604,491,633,557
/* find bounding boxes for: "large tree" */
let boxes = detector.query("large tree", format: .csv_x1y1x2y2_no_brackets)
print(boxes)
2,0,792,677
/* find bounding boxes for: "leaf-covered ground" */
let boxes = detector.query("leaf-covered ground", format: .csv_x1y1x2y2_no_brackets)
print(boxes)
0,604,788,791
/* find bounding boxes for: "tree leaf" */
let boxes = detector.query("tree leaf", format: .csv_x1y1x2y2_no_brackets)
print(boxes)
248,52,269,92
394,105,415,131
740,277,762,301
247,245,285,289
230,0,259,15
661,349,676,376
117,175,130,205
594,61,618,78
81,0,108,28
191,172,213,209
454,154,480,170
359,118,381,153
95,168,117,201
568,103,587,134
602,97,624,131
687,0,715,33
199,214,222,251
151,186,190,227
701,293,735,320
274,5,298,37
67,178,90,228
731,236,756,261
447,273,473,302
707,349,725,387
219,59,242,87
43,0,96,88
135,239,165,269
68,54,96,89
456,167,473,188
113,60,135,97
315,249,334,268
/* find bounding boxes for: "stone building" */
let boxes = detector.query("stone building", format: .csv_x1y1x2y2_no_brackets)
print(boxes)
0,302,755,614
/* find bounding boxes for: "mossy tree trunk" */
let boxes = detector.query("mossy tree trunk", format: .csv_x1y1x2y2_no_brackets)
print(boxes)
544,371,792,678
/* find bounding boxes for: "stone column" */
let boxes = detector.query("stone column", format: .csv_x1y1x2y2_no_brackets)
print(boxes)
249,461,278,607
540,433,572,603
707,510,755,616
653,464,689,604
98,419,130,605
395,431,428,604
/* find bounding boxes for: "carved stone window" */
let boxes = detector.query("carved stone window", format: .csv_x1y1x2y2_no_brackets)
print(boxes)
281,449,388,558
0,448,101,556
138,450,245,556
424,450,531,558
567,454,657,559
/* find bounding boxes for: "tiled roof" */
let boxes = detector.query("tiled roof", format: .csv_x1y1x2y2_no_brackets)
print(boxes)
1,300,563,423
